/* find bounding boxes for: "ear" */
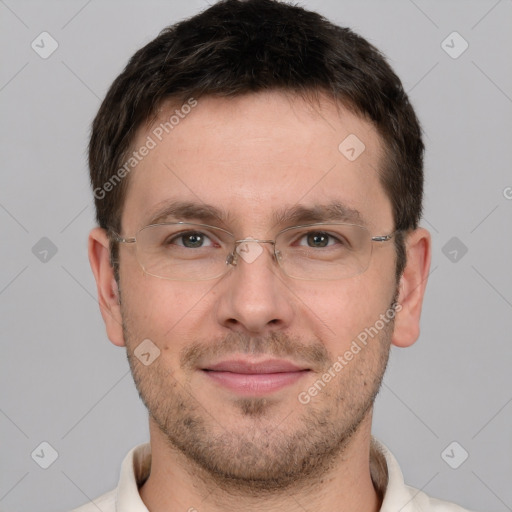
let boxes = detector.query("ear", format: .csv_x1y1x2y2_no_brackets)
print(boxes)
88,227,125,347
392,227,431,348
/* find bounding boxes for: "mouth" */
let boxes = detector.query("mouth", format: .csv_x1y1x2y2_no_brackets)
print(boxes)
201,358,311,395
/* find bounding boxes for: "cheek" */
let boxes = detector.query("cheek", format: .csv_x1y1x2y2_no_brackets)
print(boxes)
120,284,190,381
121,276,215,348
120,275,178,337
293,274,394,352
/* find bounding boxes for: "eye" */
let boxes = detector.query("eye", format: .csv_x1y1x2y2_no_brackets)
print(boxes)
296,231,344,248
168,231,216,249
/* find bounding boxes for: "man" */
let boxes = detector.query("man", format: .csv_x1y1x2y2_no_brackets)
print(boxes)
79,0,473,510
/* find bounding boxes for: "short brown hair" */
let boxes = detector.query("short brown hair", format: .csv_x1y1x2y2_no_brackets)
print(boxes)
89,0,424,280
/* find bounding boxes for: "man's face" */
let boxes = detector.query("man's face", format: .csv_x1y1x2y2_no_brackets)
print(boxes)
116,92,399,489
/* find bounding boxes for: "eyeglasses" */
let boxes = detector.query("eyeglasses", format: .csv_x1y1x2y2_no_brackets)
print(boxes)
110,222,395,281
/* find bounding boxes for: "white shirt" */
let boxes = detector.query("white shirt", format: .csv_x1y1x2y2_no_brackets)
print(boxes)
71,438,474,511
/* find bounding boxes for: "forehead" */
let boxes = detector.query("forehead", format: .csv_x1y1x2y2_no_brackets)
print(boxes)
122,91,392,233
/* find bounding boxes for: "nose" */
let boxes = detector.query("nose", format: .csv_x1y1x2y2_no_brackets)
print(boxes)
215,240,294,335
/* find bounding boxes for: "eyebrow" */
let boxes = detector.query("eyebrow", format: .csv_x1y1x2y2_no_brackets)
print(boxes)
271,202,364,227
146,200,233,226
144,200,364,229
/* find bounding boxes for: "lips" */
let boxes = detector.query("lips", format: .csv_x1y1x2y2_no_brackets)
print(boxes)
204,359,306,374
201,358,310,395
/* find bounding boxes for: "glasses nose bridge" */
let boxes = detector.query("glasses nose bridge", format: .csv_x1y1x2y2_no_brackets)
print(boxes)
227,238,279,268
235,238,276,245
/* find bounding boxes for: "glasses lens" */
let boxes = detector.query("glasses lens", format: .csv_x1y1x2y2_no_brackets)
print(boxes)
136,223,234,280
275,224,372,280
131,222,374,281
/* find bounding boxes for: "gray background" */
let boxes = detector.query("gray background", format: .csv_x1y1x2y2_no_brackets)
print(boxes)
1,0,511,511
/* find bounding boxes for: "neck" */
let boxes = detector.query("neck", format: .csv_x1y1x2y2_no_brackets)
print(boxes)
139,413,382,512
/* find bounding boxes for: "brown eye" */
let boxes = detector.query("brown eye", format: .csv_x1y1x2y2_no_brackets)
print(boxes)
297,231,342,248
306,232,329,248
